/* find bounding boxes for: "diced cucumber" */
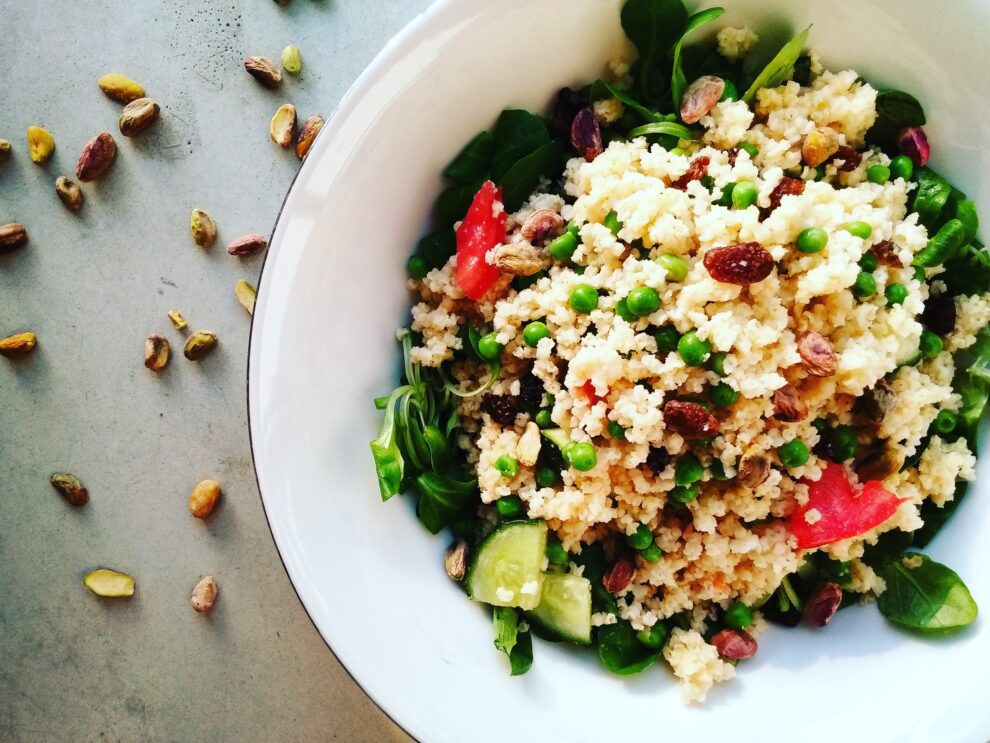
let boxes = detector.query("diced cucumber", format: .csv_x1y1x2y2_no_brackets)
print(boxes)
528,572,592,644
466,520,547,610
541,427,570,450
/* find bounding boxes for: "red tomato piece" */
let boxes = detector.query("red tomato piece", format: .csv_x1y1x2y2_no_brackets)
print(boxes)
577,380,607,405
789,462,902,549
455,180,507,300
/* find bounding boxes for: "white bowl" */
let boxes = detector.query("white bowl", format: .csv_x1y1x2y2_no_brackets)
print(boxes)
248,1,990,740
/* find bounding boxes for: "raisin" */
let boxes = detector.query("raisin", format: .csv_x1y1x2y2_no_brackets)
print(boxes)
480,394,518,426
871,239,903,267
517,372,545,412
726,147,740,167
603,554,635,594
703,242,775,285
662,401,719,438
645,446,672,473
759,176,805,221
921,293,956,336
551,87,589,137
830,145,862,172
570,107,603,162
670,156,710,190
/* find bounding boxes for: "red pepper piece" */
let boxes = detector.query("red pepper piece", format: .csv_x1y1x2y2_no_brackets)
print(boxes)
790,462,902,549
455,181,507,300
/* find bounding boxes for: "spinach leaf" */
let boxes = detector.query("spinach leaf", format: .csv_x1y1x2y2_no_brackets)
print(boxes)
952,200,980,244
912,219,967,268
509,627,534,675
941,243,990,296
597,621,661,675
742,25,811,103
627,121,695,140
415,471,477,534
421,424,449,471
443,130,494,184
791,54,813,86
493,606,519,656
913,480,970,548
670,7,725,109
956,357,990,444
621,0,689,102
490,109,550,181
572,542,618,614
370,386,412,501
594,80,661,124
415,228,456,270
500,139,565,212
434,179,485,227
861,529,914,569
866,90,926,152
912,168,953,229
877,553,978,633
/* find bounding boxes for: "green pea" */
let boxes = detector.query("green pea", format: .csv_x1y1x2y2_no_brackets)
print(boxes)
535,408,554,429
636,622,668,648
852,272,877,298
677,331,711,367
731,181,758,209
720,79,739,101
535,467,561,487
920,329,944,360
546,539,569,565
890,155,914,181
564,441,597,472
675,453,703,486
796,227,828,254
669,147,686,157
522,321,550,347
495,455,519,478
724,601,754,630
709,459,730,481
830,425,858,462
615,298,637,323
607,421,626,439
569,283,599,314
656,254,689,282
626,286,660,317
566,221,580,237
547,231,579,261
477,332,502,361
627,523,654,550
709,381,739,409
934,409,958,435
708,351,728,377
639,543,663,562
843,221,873,239
736,141,759,159
655,325,682,354
811,417,829,434
407,254,428,279
867,164,891,185
670,483,699,503
604,210,623,236
858,251,878,272
885,283,908,306
496,494,524,518
778,439,810,469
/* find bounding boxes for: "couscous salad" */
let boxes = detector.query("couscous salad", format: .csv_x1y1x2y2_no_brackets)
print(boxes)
372,0,985,701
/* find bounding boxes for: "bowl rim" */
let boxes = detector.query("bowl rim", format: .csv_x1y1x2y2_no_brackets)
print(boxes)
245,1,455,739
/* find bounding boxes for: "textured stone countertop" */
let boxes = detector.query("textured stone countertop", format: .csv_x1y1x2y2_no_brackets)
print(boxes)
0,1,429,739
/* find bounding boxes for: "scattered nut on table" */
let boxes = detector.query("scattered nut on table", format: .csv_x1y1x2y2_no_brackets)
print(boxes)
281,45,302,75
190,209,217,249
189,479,222,519
97,73,145,103
83,568,135,597
144,333,171,372
270,103,297,148
244,56,281,89
0,331,37,357
76,132,117,182
50,472,89,507
0,223,28,253
167,310,188,331
191,575,219,613
227,234,267,258
295,114,323,159
54,177,84,212
235,279,256,315
27,125,55,164
183,330,218,360
118,97,160,137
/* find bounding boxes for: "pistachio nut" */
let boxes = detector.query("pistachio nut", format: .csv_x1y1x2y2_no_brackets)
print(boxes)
281,45,302,75
118,97,160,137
244,56,281,89
0,331,37,357
184,330,218,360
97,73,146,103
295,114,324,159
0,139,11,161
270,103,297,148
189,479,221,518
0,223,28,253
83,569,135,597
444,539,470,581
54,177,84,212
191,575,219,613
801,127,840,168
50,472,89,507
144,333,171,372
75,132,117,182
227,234,267,258
167,309,188,331
190,209,217,248
235,279,256,315
27,126,55,164
490,242,546,276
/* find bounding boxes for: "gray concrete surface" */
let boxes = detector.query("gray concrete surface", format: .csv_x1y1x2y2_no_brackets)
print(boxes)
0,1,431,740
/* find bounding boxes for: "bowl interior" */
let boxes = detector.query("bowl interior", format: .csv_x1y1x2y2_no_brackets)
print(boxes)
249,1,990,740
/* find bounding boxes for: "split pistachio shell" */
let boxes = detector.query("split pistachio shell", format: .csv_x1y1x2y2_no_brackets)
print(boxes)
270,103,297,148
244,56,281,88
295,114,324,159
144,333,171,372
83,569,135,597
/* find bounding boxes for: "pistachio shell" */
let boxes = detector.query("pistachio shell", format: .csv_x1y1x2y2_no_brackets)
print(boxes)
183,330,218,360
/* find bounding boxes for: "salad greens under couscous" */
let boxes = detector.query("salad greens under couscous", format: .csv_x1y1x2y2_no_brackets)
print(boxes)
371,0,986,701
